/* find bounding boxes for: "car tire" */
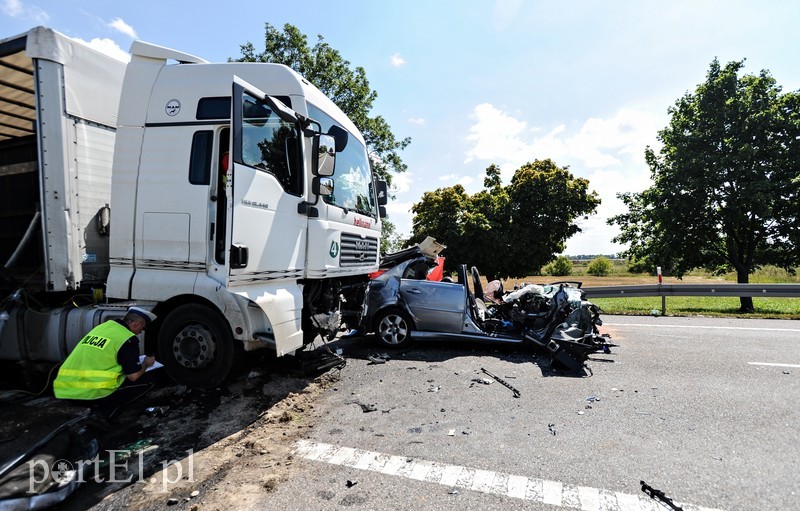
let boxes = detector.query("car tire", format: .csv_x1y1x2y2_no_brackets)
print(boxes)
374,308,413,348
158,303,240,389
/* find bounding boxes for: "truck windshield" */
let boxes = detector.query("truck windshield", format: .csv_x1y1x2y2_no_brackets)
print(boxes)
307,104,376,217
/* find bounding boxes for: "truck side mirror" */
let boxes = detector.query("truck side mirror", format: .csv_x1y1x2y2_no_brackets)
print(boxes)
379,206,387,218
376,179,388,205
313,176,334,197
313,134,336,176
327,125,349,152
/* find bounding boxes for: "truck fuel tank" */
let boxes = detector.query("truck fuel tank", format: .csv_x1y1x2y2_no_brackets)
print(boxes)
0,304,146,363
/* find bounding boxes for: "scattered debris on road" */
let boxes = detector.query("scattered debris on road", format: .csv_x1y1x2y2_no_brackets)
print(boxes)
347,401,378,413
641,480,685,511
480,368,521,398
368,353,390,365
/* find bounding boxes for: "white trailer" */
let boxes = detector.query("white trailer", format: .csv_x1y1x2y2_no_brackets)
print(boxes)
0,27,387,387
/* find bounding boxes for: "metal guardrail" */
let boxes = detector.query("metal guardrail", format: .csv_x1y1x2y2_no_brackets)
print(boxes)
582,283,800,299
581,283,800,315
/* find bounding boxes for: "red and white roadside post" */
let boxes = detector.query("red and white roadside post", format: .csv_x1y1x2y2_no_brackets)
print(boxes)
657,266,666,315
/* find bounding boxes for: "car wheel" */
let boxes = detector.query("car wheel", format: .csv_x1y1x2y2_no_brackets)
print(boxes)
158,303,240,389
374,309,413,348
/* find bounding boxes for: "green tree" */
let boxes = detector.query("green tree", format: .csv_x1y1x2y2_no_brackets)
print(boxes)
506,160,600,277
411,160,600,278
609,59,800,312
380,220,405,254
626,256,654,274
237,23,409,185
587,256,613,276
409,185,470,271
543,256,573,276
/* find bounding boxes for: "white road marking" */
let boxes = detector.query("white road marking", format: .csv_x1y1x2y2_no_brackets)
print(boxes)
379,455,406,476
440,464,462,487
409,459,433,481
748,362,800,368
294,440,725,511
604,322,800,332
506,474,527,499
471,468,495,493
542,479,563,506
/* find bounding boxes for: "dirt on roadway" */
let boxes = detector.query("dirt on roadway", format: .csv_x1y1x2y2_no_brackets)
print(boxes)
13,347,346,511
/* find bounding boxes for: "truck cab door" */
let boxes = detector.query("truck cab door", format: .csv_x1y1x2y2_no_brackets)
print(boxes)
226,76,307,286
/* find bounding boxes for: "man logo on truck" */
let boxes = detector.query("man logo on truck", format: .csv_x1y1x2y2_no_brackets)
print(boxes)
165,99,181,116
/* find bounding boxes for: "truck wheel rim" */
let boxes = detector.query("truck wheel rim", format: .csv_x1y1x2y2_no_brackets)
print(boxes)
173,323,216,369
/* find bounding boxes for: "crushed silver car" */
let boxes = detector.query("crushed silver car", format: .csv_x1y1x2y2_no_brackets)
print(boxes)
360,255,613,371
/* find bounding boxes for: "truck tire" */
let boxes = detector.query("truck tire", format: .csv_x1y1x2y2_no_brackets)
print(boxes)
158,304,239,389
374,308,413,348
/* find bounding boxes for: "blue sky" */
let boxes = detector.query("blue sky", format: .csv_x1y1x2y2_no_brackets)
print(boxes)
3,0,799,255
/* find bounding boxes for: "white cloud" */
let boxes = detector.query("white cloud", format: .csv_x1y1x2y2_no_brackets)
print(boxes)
385,200,414,235
2,0,20,15
463,103,663,254
465,103,662,175
76,37,131,62
390,172,413,194
492,0,523,30
436,173,475,190
109,17,137,38
408,117,426,125
464,103,529,165
390,52,406,67
2,0,48,22
458,175,474,187
562,109,663,168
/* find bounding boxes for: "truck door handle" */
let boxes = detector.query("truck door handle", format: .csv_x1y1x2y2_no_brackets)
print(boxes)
407,288,421,294
230,244,249,269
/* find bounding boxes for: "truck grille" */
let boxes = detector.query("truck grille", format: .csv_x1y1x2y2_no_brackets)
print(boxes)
340,234,378,267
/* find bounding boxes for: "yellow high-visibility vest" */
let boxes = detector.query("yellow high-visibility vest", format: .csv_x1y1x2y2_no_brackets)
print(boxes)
53,320,133,400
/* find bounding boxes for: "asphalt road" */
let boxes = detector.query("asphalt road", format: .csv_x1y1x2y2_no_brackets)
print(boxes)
256,315,799,511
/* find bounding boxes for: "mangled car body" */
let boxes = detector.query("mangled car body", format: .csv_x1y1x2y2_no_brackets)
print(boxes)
360,255,613,371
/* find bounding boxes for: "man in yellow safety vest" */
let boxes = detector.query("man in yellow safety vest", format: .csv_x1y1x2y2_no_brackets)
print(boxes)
54,306,157,419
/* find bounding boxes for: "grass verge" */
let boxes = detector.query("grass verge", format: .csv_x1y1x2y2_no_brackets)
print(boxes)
592,296,800,320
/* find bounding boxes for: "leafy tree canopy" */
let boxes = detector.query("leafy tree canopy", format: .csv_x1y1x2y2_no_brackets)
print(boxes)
410,160,600,279
609,59,800,311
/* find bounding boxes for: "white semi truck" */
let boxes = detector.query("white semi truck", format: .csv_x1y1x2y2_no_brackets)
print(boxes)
0,27,387,387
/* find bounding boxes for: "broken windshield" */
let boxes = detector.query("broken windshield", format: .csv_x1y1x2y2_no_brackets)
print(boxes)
307,104,376,217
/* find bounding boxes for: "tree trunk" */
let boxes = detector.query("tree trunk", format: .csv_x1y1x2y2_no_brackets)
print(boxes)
737,268,754,313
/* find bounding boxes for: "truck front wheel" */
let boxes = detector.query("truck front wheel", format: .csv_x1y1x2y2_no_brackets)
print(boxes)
158,304,239,389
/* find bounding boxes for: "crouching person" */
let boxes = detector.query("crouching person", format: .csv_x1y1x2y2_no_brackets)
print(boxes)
54,306,158,420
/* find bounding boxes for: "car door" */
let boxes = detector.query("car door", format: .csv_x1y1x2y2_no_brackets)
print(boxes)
399,261,465,332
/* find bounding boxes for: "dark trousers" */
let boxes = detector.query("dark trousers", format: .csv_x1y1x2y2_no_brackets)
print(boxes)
91,372,157,418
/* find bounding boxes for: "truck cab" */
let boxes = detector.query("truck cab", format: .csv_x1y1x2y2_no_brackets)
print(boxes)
105,42,385,386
